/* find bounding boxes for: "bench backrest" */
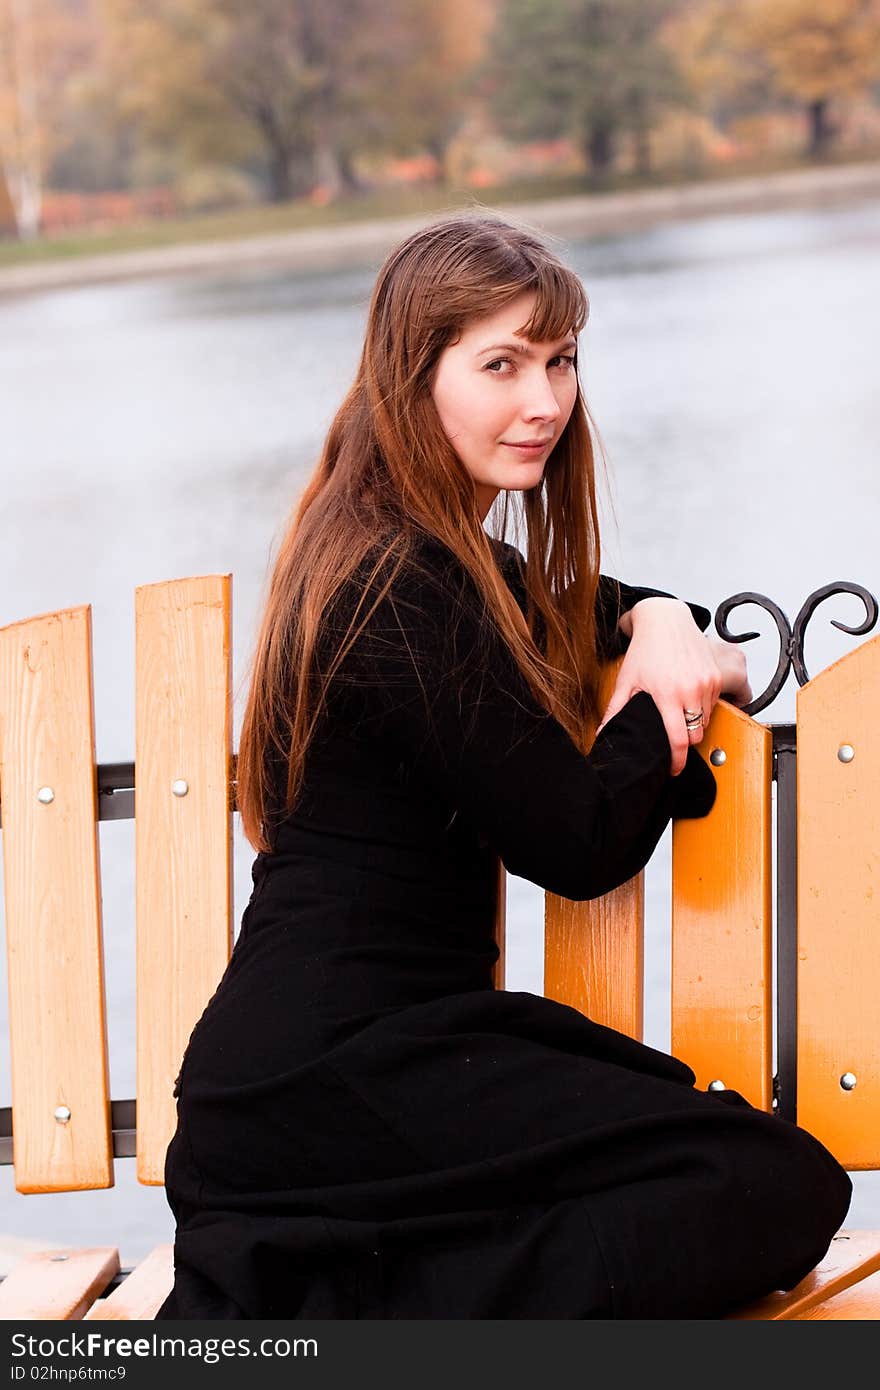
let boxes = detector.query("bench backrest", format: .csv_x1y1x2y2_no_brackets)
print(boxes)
1,575,878,1197
0,578,232,1190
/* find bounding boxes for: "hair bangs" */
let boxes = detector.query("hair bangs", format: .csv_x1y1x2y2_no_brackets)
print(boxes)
516,261,589,344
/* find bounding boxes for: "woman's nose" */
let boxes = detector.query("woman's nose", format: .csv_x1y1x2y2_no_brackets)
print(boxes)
521,372,561,421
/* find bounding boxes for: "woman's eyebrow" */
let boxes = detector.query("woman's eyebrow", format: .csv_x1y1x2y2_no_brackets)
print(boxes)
476,337,578,357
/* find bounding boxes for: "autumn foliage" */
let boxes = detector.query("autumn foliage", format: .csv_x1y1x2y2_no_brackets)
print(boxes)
1,0,879,239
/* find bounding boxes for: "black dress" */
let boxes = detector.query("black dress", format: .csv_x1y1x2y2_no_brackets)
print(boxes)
156,535,851,1320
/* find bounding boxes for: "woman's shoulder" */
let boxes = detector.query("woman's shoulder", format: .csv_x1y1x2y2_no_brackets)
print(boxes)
330,531,525,632
324,534,465,653
486,536,526,571
364,531,467,605
487,537,527,594
414,532,527,588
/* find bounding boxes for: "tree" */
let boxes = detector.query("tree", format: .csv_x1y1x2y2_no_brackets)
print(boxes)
96,0,260,192
0,160,16,234
97,0,476,203
736,0,880,155
0,0,95,237
484,0,686,181
403,0,497,180
662,0,774,129
207,0,485,197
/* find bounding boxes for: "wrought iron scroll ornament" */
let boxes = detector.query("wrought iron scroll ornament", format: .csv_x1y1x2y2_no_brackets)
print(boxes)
714,582,879,716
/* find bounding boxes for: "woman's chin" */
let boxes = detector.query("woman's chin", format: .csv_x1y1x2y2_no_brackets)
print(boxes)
503,469,545,492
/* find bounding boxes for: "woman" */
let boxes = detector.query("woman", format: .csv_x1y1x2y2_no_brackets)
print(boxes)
157,214,851,1320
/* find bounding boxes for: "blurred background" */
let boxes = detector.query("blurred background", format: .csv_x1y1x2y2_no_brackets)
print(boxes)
2,0,880,247
1,1,880,1270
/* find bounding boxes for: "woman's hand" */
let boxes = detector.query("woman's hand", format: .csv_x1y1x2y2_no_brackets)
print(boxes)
707,635,752,709
596,598,752,775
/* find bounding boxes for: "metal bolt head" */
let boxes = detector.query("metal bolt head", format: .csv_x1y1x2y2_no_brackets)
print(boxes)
171,778,189,797
837,744,855,764
709,748,726,767
37,786,55,804
54,1105,71,1124
840,1072,857,1091
708,1079,726,1092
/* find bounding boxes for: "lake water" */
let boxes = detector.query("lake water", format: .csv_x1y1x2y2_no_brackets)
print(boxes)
2,195,880,1265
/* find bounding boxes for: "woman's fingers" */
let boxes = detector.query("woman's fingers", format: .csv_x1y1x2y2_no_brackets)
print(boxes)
658,701,693,776
708,638,752,706
595,642,730,775
596,620,743,774
663,675,720,773
595,685,630,736
685,712,706,745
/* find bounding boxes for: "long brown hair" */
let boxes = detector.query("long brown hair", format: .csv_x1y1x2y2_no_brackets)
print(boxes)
237,212,606,852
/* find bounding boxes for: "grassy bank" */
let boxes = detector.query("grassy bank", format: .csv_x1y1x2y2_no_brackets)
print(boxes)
2,146,879,271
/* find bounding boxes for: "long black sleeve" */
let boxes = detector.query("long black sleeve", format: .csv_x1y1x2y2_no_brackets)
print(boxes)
325,536,716,903
595,575,712,660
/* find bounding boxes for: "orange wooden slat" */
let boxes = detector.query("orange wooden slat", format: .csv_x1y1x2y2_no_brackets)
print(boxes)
0,1247,119,1319
83,1244,174,1320
671,701,773,1110
0,606,113,1192
135,576,233,1184
796,633,880,1167
798,1265,880,1319
729,1229,880,1319
544,660,643,1037
544,877,643,1037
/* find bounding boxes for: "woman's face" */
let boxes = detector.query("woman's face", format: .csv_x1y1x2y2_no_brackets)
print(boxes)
430,292,579,520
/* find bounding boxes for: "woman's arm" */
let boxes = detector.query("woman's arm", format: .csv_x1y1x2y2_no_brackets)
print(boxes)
492,542,748,774
332,541,717,903
595,575,711,658
599,593,753,774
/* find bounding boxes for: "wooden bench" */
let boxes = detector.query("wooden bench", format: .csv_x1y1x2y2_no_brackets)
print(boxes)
1,574,878,1320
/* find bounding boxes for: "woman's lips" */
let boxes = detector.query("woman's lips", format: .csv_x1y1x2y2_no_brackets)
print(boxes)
501,439,553,453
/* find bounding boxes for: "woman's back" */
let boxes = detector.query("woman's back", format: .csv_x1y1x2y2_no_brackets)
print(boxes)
183,535,503,1079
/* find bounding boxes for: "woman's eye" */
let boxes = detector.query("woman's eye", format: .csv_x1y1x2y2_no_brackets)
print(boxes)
484,358,513,374
550,354,577,370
